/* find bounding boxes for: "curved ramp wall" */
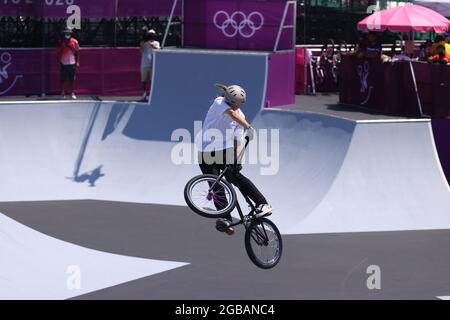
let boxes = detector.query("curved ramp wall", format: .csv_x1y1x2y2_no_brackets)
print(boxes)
1,102,449,234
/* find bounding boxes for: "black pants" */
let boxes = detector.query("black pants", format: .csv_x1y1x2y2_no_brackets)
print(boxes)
60,64,76,82
199,148,267,220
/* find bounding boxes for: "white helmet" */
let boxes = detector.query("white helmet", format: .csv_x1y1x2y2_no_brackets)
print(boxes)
215,83,246,105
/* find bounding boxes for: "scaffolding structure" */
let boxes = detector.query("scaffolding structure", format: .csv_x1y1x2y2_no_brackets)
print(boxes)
0,0,415,48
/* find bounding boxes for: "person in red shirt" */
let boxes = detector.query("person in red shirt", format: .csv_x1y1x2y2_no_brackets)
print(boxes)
429,45,450,65
57,27,80,99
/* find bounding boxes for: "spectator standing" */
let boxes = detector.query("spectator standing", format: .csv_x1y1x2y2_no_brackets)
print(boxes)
419,40,432,61
355,32,369,58
332,41,347,85
366,32,382,58
316,39,335,85
140,29,160,101
57,27,80,99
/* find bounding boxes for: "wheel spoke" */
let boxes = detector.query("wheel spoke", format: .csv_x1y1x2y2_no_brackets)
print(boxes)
188,176,235,215
248,220,281,267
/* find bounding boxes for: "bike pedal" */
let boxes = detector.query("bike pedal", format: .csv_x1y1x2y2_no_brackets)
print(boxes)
215,219,235,235
215,224,225,232
215,224,234,235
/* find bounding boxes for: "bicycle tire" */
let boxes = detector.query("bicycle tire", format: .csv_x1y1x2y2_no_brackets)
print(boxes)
184,174,237,219
245,218,283,269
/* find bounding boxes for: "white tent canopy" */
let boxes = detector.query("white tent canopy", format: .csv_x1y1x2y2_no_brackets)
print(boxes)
413,0,450,18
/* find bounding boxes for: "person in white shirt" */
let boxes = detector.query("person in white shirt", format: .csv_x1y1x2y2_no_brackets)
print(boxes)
197,84,273,235
140,29,160,101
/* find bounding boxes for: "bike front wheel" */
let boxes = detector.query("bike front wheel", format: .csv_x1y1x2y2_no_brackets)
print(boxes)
245,218,283,269
184,174,237,218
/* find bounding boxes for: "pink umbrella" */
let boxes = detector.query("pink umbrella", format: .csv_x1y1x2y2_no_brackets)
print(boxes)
357,3,450,33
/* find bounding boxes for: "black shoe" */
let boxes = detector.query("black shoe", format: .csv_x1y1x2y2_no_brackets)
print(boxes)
215,218,235,236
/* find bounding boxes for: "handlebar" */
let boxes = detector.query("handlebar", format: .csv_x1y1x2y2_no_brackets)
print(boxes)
234,131,251,165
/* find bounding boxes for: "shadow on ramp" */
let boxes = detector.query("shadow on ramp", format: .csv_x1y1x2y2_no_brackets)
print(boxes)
68,102,105,187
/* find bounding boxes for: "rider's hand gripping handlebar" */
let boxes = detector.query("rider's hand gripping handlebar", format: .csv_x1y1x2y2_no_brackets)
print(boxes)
235,127,254,165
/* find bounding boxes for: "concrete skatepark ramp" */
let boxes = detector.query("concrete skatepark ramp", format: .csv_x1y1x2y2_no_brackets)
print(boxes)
247,110,450,234
0,50,269,299
1,49,450,299
0,213,188,299
0,48,449,234
0,102,449,234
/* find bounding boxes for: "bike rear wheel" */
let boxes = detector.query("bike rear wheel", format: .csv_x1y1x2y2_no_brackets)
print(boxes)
245,218,283,269
184,174,237,218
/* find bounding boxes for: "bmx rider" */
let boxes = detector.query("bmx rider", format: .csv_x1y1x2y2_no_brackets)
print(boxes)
197,84,273,235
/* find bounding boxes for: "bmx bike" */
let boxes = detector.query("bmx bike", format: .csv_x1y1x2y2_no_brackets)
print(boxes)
183,137,282,269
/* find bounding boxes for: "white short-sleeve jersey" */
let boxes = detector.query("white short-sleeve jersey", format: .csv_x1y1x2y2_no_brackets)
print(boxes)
196,97,245,152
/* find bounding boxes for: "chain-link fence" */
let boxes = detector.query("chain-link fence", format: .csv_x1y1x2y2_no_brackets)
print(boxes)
0,16,182,48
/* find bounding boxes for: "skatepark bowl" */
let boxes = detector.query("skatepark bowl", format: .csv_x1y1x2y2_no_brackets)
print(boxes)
1,49,450,300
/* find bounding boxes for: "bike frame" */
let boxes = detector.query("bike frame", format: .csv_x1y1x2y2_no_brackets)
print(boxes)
228,191,257,229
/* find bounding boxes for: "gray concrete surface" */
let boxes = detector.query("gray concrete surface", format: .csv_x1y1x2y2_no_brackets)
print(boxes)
278,94,413,121
1,200,449,300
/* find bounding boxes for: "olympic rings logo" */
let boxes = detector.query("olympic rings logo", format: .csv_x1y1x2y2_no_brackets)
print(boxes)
213,11,264,38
